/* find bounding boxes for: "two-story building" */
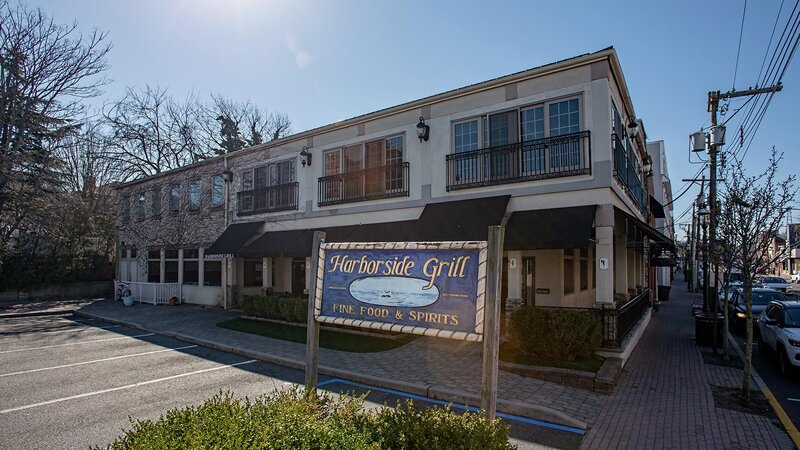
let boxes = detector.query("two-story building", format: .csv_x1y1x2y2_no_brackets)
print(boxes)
115,47,674,350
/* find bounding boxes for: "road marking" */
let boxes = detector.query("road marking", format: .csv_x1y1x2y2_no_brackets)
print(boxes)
0,333,155,354
788,398,800,402
0,359,258,414
4,324,122,335
762,388,800,447
0,345,198,377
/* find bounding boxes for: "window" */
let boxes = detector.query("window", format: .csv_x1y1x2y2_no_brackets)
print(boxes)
204,260,221,286
136,193,145,220
130,248,137,259
164,250,178,283
189,180,201,209
549,99,581,168
152,189,161,215
579,248,589,291
183,248,199,285
267,159,296,209
454,120,479,153
147,250,160,283
324,150,342,199
253,166,267,210
240,170,254,212
244,259,262,287
211,176,223,207
520,107,545,173
385,136,404,191
169,185,180,212
564,250,575,295
121,196,130,222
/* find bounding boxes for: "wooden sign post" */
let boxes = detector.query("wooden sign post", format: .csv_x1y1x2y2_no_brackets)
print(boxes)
481,225,504,420
304,231,326,394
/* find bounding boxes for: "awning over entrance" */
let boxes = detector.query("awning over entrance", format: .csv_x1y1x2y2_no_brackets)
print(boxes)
204,221,264,258
504,205,597,250
650,196,666,219
238,195,511,257
615,207,675,251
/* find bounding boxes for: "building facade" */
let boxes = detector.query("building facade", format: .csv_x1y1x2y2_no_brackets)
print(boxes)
115,47,673,348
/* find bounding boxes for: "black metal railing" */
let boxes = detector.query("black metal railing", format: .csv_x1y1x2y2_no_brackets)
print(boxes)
445,130,590,191
237,182,299,215
612,133,648,215
599,288,651,347
318,162,409,207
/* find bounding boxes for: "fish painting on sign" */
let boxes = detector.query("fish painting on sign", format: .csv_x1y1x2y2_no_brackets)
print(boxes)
349,276,440,307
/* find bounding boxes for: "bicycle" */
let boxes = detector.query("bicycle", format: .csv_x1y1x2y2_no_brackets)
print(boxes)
115,281,132,301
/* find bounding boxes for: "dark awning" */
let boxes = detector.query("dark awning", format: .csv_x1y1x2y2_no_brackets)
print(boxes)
239,225,361,258
409,195,510,241
504,206,597,250
615,207,674,251
204,221,264,258
650,196,666,219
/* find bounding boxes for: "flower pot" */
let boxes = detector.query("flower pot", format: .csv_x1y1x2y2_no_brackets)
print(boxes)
123,295,134,307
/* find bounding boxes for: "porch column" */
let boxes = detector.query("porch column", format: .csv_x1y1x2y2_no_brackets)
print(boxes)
595,204,614,305
160,249,165,284
263,257,272,291
305,257,312,295
198,248,205,287
177,249,184,285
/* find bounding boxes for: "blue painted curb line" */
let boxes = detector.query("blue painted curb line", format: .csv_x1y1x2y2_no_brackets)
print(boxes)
317,377,585,435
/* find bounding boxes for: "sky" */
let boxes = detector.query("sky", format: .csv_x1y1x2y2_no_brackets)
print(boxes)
26,0,800,241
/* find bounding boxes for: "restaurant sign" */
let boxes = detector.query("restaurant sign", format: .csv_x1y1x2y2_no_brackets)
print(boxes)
313,242,487,341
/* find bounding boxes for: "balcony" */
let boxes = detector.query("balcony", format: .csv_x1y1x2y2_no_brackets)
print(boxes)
237,182,299,216
318,162,410,207
445,130,591,191
612,134,647,215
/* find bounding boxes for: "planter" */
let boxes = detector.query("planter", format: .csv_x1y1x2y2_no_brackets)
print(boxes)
122,295,134,307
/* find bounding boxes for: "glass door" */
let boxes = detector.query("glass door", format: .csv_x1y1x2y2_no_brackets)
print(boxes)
521,257,535,306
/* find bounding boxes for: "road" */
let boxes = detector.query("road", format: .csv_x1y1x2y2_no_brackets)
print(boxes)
0,313,579,449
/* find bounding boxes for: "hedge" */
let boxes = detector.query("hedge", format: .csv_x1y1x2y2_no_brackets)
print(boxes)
242,295,307,323
96,389,514,450
507,306,601,360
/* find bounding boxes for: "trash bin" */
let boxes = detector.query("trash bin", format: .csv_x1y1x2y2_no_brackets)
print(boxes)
694,312,723,347
657,285,671,302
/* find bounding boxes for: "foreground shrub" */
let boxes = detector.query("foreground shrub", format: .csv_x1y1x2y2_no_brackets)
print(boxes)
242,296,307,323
96,388,513,450
508,306,600,360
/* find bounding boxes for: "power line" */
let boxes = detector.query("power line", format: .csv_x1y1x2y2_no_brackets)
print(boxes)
732,0,748,89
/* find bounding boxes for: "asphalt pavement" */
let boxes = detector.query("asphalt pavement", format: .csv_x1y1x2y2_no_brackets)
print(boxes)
0,313,573,450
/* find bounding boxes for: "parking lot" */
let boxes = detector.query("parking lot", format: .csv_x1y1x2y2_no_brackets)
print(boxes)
0,313,578,450
0,313,309,449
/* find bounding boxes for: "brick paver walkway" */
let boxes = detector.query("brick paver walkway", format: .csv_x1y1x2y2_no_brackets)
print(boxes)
77,300,606,427
580,276,794,450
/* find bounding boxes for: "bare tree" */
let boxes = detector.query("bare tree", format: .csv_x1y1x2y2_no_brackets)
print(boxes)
199,93,292,155
0,0,110,272
720,148,796,399
101,85,208,181
56,122,116,196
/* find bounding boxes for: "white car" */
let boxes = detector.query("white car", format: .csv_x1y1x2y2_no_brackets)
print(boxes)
757,300,800,376
791,271,800,284
758,276,791,293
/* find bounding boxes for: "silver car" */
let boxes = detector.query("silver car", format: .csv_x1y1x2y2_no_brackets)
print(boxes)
758,276,790,293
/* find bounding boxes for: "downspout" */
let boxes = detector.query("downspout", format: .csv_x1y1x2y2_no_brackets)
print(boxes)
223,154,229,310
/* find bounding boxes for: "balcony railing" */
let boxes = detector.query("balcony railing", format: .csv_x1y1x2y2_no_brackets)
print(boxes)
318,162,409,207
237,182,299,216
612,134,647,215
445,130,591,191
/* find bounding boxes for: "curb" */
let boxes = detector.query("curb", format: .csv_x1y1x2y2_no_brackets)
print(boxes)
73,309,589,430
0,309,78,319
727,333,800,449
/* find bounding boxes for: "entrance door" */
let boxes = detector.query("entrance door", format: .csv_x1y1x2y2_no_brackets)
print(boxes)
291,259,306,294
521,257,535,306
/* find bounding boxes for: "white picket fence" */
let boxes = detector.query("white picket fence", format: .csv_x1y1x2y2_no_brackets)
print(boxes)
115,280,182,305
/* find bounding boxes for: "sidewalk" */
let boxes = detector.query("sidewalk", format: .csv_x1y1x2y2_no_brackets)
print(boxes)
0,299,98,318
75,300,605,429
580,276,794,450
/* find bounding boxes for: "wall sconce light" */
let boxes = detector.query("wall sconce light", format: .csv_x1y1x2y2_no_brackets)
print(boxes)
626,117,639,139
222,169,233,183
300,146,312,167
416,117,430,142
642,154,653,177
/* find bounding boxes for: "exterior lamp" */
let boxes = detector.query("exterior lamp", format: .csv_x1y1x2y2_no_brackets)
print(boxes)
222,169,233,183
416,117,430,142
300,146,312,167
698,203,710,222
642,154,653,177
626,117,639,139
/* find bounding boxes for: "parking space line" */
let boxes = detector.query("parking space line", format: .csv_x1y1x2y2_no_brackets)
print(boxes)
0,345,198,377
788,398,800,402
0,333,155,354
5,324,122,335
0,359,258,414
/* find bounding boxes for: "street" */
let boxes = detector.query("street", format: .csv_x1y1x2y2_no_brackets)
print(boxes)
0,313,578,450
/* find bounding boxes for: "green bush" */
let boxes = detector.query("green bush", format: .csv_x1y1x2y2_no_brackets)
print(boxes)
263,296,281,319
96,389,513,450
241,295,258,316
242,296,309,324
508,306,601,360
277,297,295,322
293,297,308,323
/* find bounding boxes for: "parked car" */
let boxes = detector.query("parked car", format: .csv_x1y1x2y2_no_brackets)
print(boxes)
791,271,800,284
727,288,788,332
758,276,790,293
757,300,800,376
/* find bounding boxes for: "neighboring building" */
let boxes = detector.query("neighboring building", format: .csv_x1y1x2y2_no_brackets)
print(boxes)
647,140,676,295
115,47,673,351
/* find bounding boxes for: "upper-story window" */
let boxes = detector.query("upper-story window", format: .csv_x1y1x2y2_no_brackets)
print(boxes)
447,96,586,191
152,189,161,216
211,175,224,207
169,184,180,212
136,193,145,220
239,158,298,214
121,195,130,222
189,180,201,210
